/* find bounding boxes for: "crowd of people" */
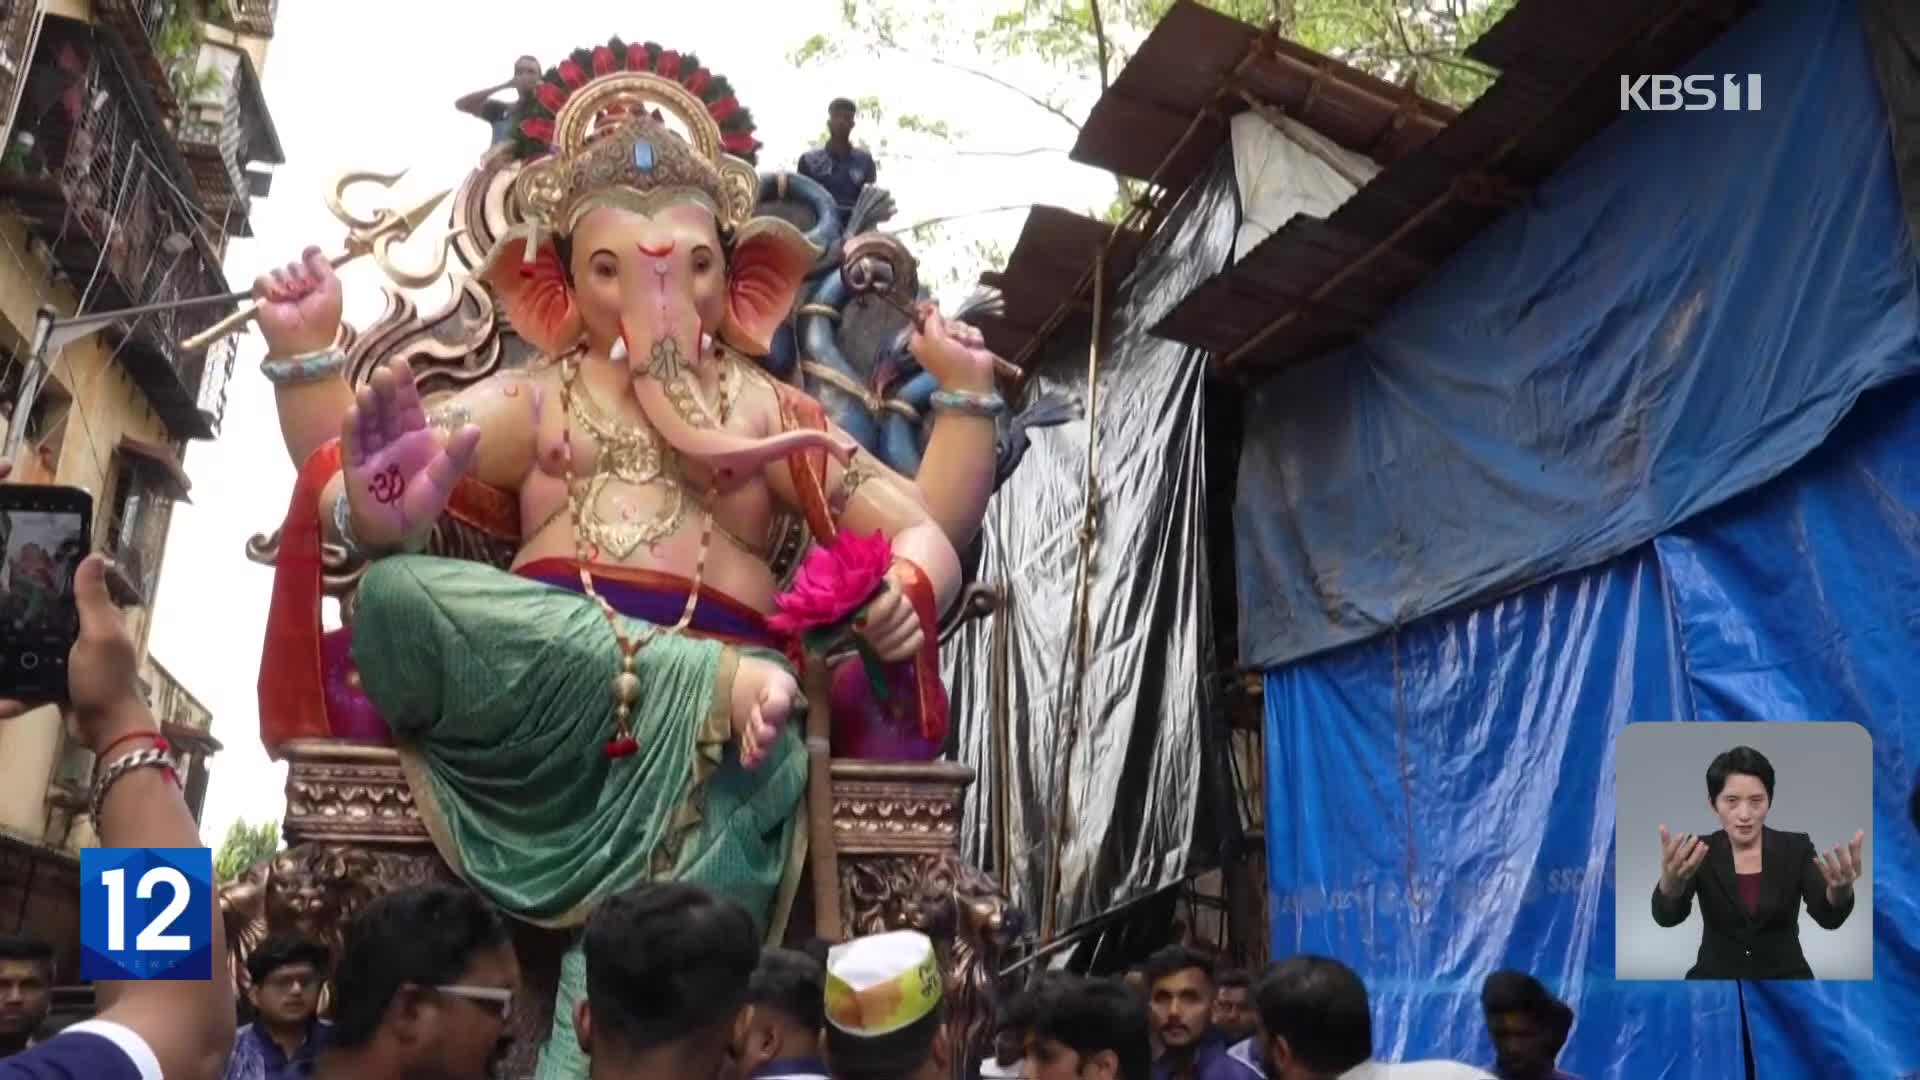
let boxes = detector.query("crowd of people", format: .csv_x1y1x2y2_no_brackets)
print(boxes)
4,890,1578,1080
0,456,1588,1080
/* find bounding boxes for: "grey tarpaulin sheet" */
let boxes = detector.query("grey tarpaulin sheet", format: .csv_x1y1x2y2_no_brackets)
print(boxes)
1867,0,1920,247
943,154,1240,932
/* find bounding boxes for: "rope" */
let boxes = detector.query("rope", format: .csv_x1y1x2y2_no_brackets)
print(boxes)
1038,236,1109,946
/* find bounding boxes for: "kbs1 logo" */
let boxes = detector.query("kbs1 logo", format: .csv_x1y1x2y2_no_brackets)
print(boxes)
79,848,214,981
1620,74,1762,112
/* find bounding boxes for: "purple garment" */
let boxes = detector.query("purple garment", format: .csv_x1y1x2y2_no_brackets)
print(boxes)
519,563,782,648
221,1020,330,1080
1153,1035,1247,1080
829,655,942,759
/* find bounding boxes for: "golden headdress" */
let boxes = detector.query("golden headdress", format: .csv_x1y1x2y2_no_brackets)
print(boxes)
475,39,821,360
483,38,763,267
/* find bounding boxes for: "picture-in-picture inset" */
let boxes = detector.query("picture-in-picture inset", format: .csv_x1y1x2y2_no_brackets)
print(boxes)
1614,721,1872,981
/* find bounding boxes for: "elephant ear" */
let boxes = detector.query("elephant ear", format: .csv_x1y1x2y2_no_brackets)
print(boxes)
480,235,582,356
720,217,820,356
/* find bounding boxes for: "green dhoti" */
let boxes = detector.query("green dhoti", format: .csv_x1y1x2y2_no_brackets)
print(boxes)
349,555,808,1079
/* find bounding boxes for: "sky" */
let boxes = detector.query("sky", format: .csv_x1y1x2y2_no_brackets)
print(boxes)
151,0,1118,848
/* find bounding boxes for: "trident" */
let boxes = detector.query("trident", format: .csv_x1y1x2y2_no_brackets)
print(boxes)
178,171,455,352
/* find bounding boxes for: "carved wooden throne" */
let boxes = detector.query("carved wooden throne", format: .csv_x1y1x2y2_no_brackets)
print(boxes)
222,152,1016,1079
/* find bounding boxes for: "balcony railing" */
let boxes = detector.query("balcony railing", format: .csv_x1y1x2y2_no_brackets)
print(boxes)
0,0,44,138
144,658,213,735
230,0,279,37
0,27,236,439
92,0,181,114
176,41,280,236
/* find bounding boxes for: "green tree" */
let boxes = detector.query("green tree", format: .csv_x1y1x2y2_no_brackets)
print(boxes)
791,0,1514,288
214,817,280,884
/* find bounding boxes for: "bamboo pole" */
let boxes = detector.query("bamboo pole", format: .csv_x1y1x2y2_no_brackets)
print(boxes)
805,652,843,942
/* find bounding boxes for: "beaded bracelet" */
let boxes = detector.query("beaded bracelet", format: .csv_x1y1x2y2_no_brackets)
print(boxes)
90,745,177,824
930,388,1006,418
261,347,347,386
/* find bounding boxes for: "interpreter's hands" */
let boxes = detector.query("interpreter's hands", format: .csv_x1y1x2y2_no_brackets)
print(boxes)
1658,824,1709,899
909,304,999,393
1816,830,1866,903
855,565,925,663
0,547,151,754
253,246,344,358
341,358,480,550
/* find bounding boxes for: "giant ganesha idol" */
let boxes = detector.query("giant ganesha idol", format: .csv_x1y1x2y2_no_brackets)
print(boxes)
249,39,1007,1077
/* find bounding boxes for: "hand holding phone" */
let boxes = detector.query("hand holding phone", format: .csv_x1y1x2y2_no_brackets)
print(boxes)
0,464,145,748
0,473,92,703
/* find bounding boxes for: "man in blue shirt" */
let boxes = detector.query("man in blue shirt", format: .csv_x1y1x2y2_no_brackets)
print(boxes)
222,938,332,1080
726,948,829,1080
455,55,541,150
1144,947,1242,1080
797,98,878,222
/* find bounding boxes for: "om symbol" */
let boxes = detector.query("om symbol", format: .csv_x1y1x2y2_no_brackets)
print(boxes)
368,464,406,505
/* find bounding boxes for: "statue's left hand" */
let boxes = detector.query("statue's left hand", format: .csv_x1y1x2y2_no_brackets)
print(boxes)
341,358,481,550
855,566,927,663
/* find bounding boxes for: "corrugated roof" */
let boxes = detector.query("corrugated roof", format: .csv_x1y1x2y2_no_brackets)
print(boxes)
979,0,1454,367
972,205,1145,367
1073,1,1457,187
1156,0,1756,377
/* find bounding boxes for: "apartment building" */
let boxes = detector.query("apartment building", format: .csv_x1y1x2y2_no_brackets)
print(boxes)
0,0,280,982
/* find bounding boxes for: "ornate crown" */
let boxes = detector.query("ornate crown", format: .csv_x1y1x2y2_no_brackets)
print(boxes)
507,39,760,237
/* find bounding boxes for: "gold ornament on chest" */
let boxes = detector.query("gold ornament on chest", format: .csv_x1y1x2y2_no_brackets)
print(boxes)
558,352,741,560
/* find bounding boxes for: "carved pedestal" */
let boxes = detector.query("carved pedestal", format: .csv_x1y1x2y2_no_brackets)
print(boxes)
219,746,1015,1080
830,761,1019,1080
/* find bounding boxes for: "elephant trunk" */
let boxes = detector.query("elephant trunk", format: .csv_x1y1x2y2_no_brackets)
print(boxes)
618,261,849,477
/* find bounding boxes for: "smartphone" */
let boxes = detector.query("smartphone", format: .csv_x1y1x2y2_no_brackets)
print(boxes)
0,484,92,703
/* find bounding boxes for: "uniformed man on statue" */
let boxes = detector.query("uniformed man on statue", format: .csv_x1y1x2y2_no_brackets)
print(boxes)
798,97,877,222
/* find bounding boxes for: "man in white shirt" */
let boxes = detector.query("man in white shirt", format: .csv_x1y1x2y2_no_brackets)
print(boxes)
0,497,238,1080
1250,956,1492,1080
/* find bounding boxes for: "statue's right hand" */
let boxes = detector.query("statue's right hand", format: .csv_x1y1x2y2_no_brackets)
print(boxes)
253,245,343,358
340,359,480,550
1657,824,1708,898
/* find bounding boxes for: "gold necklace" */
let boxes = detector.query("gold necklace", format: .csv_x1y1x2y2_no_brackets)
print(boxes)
564,364,686,559
559,352,719,757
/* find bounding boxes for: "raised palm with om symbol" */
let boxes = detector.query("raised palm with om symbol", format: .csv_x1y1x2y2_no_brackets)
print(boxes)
341,358,481,550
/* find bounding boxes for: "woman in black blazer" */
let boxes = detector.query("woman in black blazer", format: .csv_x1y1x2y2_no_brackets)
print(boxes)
1650,745,1865,980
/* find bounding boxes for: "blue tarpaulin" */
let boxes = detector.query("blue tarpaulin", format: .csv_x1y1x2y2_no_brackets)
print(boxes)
1236,0,1920,670
1263,381,1920,1079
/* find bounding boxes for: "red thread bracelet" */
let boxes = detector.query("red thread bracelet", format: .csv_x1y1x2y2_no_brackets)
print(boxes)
96,729,164,759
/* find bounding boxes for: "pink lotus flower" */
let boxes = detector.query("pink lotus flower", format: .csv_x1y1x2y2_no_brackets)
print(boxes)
769,530,893,635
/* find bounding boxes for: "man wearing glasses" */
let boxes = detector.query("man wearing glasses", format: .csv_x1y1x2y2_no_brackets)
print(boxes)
223,938,333,1080
308,886,519,1080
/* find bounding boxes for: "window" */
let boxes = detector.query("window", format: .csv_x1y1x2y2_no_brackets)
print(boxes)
103,441,186,604
1,370,72,485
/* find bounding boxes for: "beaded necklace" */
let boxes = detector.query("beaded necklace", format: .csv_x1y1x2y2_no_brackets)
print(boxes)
559,350,727,757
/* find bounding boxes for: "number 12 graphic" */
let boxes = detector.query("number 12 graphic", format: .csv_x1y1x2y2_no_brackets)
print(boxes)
80,848,213,981
100,866,194,952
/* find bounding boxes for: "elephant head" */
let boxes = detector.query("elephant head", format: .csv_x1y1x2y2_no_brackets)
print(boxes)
478,53,854,478
483,200,849,476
